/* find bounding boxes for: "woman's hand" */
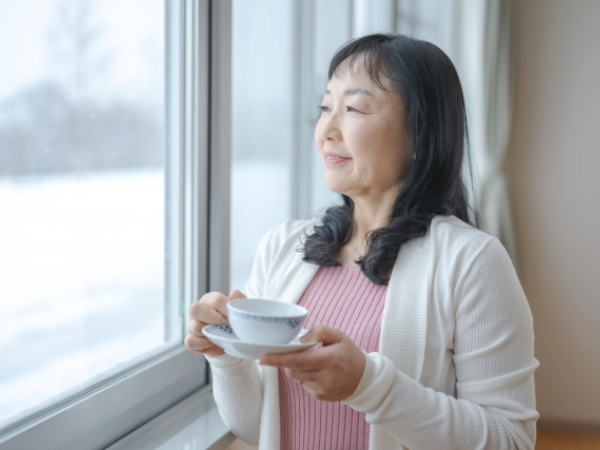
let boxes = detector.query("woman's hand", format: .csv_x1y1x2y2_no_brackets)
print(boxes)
259,325,366,402
185,289,245,357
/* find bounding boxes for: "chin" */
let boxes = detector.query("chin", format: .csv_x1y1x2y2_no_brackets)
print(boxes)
323,178,347,195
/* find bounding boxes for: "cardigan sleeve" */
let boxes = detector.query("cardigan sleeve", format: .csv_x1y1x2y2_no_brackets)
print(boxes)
205,353,263,445
203,226,278,445
343,237,539,450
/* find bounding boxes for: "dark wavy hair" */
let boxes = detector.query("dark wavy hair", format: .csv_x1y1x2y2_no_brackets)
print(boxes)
302,33,477,285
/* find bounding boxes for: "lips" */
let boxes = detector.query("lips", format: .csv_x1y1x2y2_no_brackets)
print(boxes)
323,151,351,166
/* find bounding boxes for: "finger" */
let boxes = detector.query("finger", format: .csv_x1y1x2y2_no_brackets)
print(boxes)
300,324,347,346
228,289,246,300
282,369,327,399
189,302,228,326
184,333,223,355
190,292,229,322
203,292,230,317
260,347,329,371
283,351,366,402
201,345,225,357
284,367,321,382
188,319,211,336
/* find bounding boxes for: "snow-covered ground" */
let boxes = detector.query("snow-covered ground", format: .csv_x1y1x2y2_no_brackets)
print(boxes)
0,160,290,428
0,170,168,427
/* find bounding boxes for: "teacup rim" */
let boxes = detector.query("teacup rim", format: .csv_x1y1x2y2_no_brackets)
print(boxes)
227,298,308,318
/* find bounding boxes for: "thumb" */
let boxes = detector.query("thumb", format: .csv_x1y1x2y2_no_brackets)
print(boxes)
228,289,246,300
300,324,346,346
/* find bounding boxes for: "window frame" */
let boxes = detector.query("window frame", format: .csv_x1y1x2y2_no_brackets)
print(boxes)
0,0,231,448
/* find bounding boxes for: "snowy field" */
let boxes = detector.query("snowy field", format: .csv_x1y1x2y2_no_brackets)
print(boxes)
0,160,289,429
0,170,168,427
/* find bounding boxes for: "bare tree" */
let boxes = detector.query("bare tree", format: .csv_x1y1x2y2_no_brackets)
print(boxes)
47,0,112,101
0,0,162,178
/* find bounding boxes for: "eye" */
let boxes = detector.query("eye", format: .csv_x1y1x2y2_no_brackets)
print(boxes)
319,105,330,112
346,105,361,113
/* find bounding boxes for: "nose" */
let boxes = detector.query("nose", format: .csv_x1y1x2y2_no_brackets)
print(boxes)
316,110,342,143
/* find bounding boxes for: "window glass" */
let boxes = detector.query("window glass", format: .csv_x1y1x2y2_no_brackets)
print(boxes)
0,0,178,430
229,0,295,290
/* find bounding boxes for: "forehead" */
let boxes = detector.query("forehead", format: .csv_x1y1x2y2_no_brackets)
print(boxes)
326,56,394,95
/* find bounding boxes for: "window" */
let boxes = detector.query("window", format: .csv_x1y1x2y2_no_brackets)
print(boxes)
0,1,215,448
1,1,483,448
0,0,176,426
229,0,295,290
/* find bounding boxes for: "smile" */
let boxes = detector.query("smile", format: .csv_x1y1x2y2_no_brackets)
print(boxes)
324,153,351,166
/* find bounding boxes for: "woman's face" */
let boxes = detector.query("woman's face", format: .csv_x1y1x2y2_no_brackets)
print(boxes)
315,60,411,203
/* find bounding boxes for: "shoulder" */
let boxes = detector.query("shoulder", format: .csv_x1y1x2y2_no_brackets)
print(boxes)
429,215,500,260
428,215,516,289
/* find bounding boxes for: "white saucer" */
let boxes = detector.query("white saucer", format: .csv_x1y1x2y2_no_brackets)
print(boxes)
202,325,316,360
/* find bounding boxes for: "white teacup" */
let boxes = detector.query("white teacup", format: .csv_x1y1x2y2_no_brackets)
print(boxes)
227,299,308,345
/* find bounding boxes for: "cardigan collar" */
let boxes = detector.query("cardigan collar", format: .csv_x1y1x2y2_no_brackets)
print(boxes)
270,236,430,384
259,231,432,450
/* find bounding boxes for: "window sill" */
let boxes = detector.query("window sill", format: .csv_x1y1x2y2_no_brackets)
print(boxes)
106,386,236,450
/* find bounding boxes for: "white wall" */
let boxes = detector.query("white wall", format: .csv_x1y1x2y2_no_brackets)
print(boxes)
507,0,600,428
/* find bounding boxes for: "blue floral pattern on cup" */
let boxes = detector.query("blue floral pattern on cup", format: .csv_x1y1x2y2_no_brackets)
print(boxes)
229,309,303,329
217,325,234,334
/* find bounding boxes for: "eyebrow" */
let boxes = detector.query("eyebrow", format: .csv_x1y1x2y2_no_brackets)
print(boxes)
324,88,375,97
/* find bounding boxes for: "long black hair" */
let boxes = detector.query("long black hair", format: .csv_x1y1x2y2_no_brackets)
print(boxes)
302,33,476,285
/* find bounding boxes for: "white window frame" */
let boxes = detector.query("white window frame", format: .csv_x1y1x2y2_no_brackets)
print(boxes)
0,0,232,448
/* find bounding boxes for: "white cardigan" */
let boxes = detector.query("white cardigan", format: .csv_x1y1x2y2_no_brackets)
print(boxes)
207,216,539,450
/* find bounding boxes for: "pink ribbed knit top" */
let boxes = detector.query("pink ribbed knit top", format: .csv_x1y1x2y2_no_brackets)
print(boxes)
278,264,388,450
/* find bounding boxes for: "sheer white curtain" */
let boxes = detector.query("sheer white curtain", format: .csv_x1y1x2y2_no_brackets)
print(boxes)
473,0,516,262
395,0,516,261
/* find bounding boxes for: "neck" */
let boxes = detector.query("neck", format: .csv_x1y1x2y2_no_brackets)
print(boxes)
350,193,396,249
335,189,398,266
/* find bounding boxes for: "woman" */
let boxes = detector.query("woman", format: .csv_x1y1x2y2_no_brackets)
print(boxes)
185,34,538,450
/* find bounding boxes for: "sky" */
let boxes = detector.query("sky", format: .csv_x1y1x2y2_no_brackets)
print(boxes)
0,0,164,104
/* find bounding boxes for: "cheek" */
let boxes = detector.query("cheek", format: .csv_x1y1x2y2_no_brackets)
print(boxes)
382,152,405,183
351,125,389,163
358,127,407,181
346,126,375,162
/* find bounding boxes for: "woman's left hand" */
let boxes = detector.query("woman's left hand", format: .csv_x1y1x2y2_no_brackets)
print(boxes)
259,325,366,402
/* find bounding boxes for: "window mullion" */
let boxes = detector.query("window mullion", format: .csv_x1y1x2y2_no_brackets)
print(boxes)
208,0,232,294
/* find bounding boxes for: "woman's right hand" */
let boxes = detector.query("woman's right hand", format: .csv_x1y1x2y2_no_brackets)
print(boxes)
185,289,246,356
